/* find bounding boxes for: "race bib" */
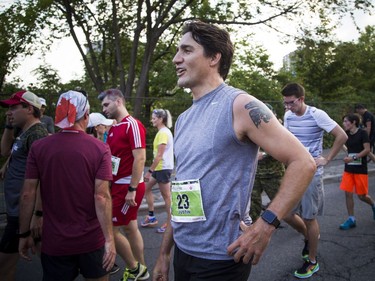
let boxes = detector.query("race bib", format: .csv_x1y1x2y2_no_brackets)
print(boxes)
171,179,206,223
348,153,361,165
111,156,121,175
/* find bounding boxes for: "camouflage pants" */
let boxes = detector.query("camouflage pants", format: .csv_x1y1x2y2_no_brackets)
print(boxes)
250,175,282,221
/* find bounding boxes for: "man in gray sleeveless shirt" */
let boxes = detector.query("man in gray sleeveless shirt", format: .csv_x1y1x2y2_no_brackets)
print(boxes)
153,21,316,281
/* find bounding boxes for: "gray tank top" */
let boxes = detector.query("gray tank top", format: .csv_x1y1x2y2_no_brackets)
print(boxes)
172,83,259,260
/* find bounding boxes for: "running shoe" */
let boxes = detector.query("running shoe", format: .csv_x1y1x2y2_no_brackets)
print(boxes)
301,239,309,261
294,259,319,279
339,218,356,230
141,216,158,227
121,263,150,281
156,223,167,233
110,263,120,275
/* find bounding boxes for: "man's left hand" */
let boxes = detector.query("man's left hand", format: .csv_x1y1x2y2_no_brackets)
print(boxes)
227,219,274,265
315,156,328,167
126,191,137,206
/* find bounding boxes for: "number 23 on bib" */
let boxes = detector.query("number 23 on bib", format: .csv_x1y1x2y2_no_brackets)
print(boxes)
171,179,207,223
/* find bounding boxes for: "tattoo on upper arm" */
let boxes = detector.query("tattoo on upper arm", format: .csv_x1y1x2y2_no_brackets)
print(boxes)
244,101,271,128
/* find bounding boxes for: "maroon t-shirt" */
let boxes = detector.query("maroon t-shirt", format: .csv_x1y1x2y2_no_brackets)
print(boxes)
25,129,113,255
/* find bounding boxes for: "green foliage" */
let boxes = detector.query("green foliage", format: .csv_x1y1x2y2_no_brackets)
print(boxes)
0,0,54,90
12,0,371,118
2,0,375,138
283,24,375,107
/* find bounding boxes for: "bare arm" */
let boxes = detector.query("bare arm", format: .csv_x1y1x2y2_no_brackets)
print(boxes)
144,144,166,182
19,178,39,260
316,125,348,166
94,178,116,271
228,94,316,265
126,148,146,206
150,144,166,172
30,185,43,239
153,222,174,281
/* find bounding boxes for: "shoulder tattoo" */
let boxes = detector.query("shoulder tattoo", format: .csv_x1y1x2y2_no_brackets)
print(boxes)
244,101,272,128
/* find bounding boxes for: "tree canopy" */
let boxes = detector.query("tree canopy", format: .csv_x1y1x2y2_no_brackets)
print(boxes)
1,0,374,118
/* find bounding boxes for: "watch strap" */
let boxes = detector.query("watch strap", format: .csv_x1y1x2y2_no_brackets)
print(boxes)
17,230,31,238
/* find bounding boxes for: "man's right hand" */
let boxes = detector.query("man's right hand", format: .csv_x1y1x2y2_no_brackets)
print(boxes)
153,254,170,281
102,240,116,272
19,236,36,261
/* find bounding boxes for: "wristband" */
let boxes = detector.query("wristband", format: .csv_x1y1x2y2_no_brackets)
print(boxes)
128,186,138,192
5,125,13,130
148,169,153,174
17,230,31,238
34,210,43,217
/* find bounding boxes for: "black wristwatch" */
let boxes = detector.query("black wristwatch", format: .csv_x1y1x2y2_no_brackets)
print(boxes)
261,210,280,229
128,186,138,192
352,155,358,161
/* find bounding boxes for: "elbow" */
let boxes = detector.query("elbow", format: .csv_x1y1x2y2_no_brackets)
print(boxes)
342,134,349,144
94,193,109,205
138,155,146,166
305,156,317,176
20,189,36,203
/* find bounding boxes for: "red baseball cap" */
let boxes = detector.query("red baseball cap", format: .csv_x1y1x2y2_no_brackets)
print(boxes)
0,90,42,109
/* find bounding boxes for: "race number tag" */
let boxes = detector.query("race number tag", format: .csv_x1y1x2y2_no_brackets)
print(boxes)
111,156,121,175
348,153,361,165
171,179,206,223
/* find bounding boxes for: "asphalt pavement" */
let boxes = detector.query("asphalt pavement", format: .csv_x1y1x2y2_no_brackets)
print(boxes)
3,149,375,280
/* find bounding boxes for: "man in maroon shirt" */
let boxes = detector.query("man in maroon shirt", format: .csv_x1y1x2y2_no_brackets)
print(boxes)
18,90,115,281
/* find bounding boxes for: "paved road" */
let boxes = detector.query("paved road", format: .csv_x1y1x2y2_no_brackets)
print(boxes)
250,174,375,281
14,172,375,281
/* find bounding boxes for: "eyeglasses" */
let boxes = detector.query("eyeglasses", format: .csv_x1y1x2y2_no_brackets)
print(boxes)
283,98,300,107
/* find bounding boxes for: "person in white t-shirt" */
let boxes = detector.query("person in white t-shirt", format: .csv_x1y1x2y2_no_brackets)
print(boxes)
282,82,348,279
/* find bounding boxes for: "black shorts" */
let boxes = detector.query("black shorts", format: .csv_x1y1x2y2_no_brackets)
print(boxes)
152,169,172,183
0,215,19,254
173,246,252,281
41,246,108,281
